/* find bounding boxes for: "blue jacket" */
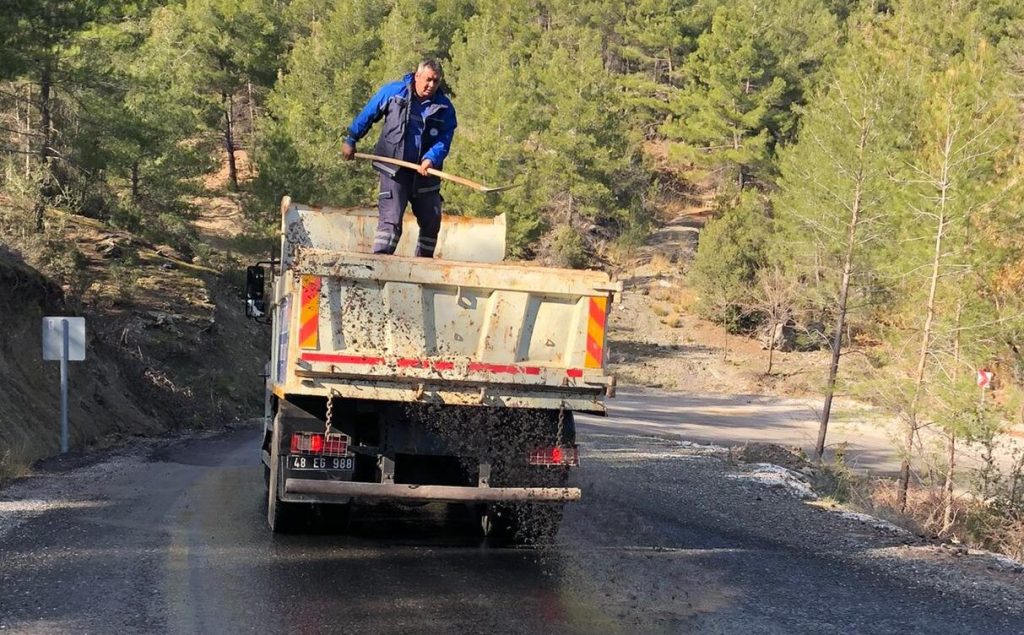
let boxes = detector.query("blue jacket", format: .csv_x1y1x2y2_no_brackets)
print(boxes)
345,73,457,179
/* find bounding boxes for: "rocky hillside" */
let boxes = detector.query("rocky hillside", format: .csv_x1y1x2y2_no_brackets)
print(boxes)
0,201,268,480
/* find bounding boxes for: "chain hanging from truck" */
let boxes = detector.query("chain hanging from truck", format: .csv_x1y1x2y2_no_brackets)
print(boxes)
556,402,566,448
325,388,338,435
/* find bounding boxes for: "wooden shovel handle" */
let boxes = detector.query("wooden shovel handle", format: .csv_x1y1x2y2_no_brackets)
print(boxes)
352,152,518,193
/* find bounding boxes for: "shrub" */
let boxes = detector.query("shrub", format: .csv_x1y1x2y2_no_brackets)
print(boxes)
689,190,773,332
551,225,588,269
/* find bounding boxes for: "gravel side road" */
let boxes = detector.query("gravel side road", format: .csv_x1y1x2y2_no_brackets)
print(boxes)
1,424,1022,634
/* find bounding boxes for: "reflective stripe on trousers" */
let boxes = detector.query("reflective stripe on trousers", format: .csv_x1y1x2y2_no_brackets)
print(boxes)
375,172,442,257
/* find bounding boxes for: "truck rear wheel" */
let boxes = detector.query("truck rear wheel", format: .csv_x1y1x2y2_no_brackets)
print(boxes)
267,412,300,533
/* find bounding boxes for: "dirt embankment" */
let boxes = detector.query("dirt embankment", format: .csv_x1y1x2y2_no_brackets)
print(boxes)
0,249,154,475
0,209,268,479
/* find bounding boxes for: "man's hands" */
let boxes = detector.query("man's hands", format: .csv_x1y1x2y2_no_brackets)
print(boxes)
343,145,432,176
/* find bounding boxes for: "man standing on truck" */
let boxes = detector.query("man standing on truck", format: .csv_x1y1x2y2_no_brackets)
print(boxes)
341,59,457,258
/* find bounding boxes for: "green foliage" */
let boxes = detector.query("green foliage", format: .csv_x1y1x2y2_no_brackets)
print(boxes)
444,8,651,256
664,0,839,189
256,0,392,208
771,22,913,324
689,191,773,331
551,225,588,269
881,4,1023,419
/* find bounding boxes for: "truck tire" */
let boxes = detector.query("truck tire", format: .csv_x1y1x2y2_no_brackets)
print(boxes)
267,412,300,533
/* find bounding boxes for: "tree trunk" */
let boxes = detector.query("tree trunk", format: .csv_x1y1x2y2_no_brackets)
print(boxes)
816,116,869,461
247,80,257,141
899,130,952,511
942,431,956,532
766,321,776,375
34,67,53,231
223,90,238,191
22,83,32,176
942,300,964,532
39,71,51,165
131,161,140,204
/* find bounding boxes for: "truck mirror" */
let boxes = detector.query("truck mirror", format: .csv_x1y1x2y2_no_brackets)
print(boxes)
246,265,266,318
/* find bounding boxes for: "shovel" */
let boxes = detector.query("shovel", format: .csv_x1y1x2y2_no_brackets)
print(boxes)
353,152,519,193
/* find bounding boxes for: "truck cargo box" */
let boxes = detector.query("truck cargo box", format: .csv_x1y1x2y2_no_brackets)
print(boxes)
270,198,621,414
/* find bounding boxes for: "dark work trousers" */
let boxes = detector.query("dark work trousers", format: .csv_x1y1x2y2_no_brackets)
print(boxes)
374,171,442,257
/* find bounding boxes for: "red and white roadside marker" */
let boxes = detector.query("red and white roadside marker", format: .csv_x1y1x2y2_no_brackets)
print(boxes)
977,369,994,390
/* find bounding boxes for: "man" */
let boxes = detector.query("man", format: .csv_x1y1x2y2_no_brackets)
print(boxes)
341,59,457,258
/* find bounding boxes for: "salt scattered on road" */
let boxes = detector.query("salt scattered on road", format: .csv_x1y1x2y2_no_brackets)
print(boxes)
727,463,818,500
834,510,912,536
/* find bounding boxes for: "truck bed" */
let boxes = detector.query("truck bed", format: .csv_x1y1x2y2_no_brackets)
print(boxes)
268,200,621,413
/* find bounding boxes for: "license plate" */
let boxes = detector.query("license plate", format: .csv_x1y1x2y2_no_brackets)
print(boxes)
290,455,354,471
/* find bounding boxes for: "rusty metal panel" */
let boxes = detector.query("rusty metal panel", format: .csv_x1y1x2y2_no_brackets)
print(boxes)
293,248,622,299
281,199,506,263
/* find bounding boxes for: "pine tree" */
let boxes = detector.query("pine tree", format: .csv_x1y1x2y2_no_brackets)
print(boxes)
663,0,838,191
259,0,390,208
171,0,285,191
0,0,118,227
890,34,1020,510
444,13,539,248
446,6,649,258
772,23,912,460
690,190,773,330
370,0,441,84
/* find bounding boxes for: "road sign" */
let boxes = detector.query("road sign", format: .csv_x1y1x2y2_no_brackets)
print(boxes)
977,370,993,389
43,317,86,361
42,317,86,453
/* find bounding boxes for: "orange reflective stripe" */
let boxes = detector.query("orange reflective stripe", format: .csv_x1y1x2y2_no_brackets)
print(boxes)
584,297,608,368
299,275,321,349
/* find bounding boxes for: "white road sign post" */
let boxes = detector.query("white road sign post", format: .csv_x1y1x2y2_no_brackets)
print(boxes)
42,317,86,453
977,369,994,409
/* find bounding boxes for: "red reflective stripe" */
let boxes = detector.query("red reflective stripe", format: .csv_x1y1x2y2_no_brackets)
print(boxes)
301,277,321,303
566,368,584,378
586,337,603,360
301,355,548,375
396,359,457,370
298,320,318,345
300,353,385,365
469,362,542,375
588,298,607,329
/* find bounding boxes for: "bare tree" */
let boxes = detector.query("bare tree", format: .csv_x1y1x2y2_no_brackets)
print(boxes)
748,266,798,375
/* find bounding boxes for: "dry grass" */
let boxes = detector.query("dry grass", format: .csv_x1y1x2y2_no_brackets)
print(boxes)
651,303,671,317
818,467,1024,560
646,252,674,272
0,445,32,485
649,286,675,304
663,314,684,328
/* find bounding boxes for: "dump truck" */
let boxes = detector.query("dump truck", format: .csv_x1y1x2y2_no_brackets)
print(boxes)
247,197,621,543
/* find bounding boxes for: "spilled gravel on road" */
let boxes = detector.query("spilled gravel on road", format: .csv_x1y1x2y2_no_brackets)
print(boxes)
568,431,1024,624
0,454,144,540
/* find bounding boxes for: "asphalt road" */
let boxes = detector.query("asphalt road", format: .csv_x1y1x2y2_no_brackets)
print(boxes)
1,418,1023,634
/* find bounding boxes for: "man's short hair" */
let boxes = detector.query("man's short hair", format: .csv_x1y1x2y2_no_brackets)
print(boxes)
417,59,443,78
